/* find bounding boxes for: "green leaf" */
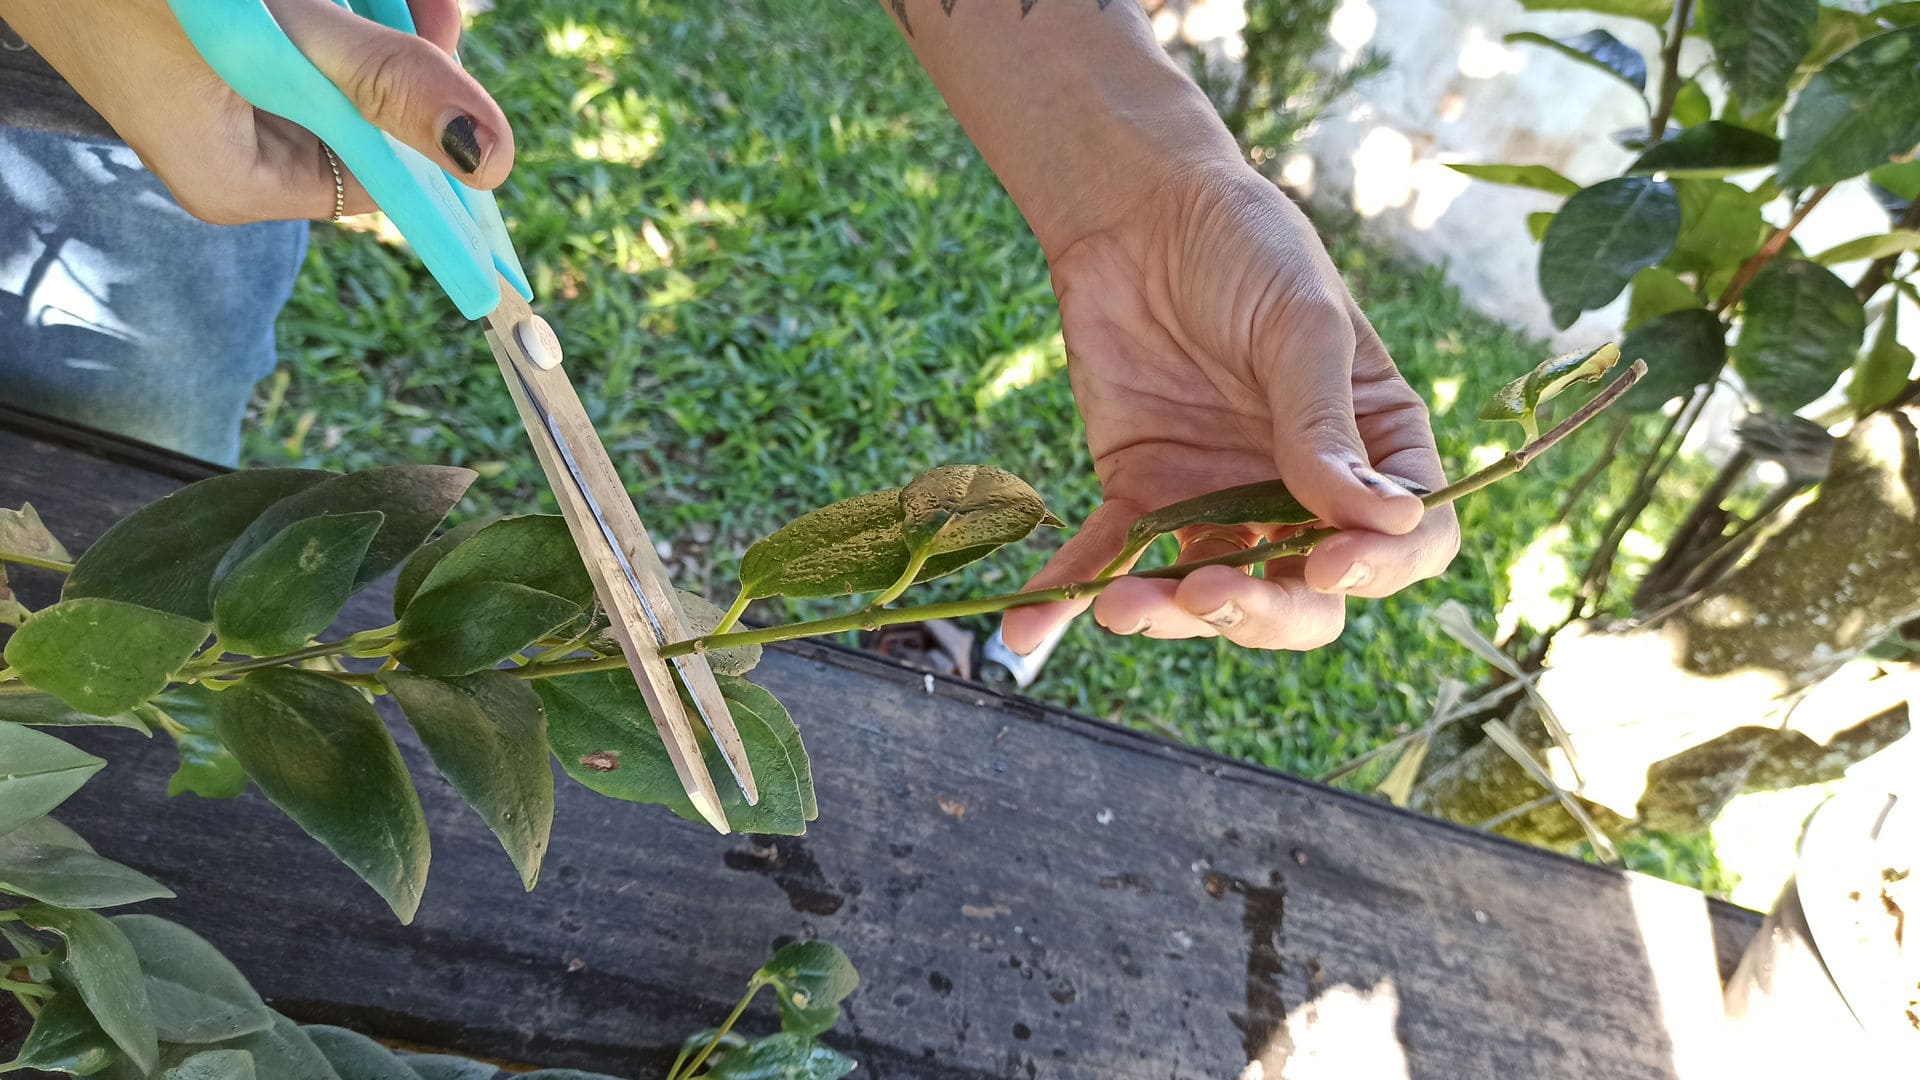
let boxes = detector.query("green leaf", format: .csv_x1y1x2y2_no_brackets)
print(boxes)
304,1025,423,1080
675,591,761,676
1505,30,1646,91
1870,160,1920,201
1699,0,1816,113
3,598,209,716
539,670,813,835
0,502,72,566
1666,179,1769,277
396,1054,495,1080
215,669,430,922
1102,472,1409,577
1526,211,1554,242
1625,266,1701,330
725,676,816,821
1442,163,1580,196
704,1034,856,1080
1850,305,1915,416
1671,79,1712,127
1626,122,1781,177
759,941,858,1038
181,1013,339,1080
0,691,146,733
1780,27,1920,187
211,466,475,597
112,915,273,1046
0,723,104,835
515,1072,623,1079
381,671,553,891
64,469,332,621
1479,343,1622,437
736,488,1016,602
393,582,582,677
166,1050,258,1080
391,518,493,619
407,516,594,611
0,825,173,907
211,512,384,656
1538,177,1681,329
1733,258,1869,410
1618,309,1730,411
9,991,120,1076
152,687,248,799
899,466,1057,557
19,905,158,1074
1811,229,1920,266
1514,0,1673,25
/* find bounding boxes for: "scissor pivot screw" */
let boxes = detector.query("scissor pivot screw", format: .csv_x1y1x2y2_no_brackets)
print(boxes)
515,315,564,370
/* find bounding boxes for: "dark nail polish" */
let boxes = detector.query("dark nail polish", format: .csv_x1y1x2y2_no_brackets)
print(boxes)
441,114,483,173
1352,461,1424,498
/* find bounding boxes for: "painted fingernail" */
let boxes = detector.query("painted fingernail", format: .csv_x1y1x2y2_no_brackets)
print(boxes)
1351,462,1413,498
1334,562,1374,591
1197,600,1245,629
440,114,484,173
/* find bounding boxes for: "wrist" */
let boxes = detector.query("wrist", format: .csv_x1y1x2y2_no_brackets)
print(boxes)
1017,73,1245,261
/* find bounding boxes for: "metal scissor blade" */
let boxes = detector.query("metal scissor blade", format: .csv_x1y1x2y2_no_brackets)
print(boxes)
478,279,757,829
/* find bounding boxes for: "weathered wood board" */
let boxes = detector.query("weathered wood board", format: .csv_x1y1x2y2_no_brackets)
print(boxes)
1,412,1760,1079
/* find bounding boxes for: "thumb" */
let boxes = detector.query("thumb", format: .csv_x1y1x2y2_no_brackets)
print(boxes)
267,0,514,188
999,501,1138,656
1267,305,1423,536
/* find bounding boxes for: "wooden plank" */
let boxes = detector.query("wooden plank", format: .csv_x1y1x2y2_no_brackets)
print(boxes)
0,415,1761,1080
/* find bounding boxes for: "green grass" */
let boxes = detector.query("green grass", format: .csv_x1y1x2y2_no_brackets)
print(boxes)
248,0,1670,779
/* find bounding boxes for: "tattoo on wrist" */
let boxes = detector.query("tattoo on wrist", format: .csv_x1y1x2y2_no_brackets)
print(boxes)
889,0,1118,35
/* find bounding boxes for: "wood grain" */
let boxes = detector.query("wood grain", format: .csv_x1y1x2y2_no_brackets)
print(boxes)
0,412,1760,1079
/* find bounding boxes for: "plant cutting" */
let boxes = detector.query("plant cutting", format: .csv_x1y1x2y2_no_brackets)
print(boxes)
0,347,1642,1076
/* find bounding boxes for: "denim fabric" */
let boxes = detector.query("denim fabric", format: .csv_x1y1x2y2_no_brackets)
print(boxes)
0,124,307,466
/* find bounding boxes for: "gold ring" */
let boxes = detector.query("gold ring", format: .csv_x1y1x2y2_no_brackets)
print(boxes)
320,143,344,222
1182,526,1252,552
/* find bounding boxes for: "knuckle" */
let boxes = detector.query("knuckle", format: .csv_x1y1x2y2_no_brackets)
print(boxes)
343,41,424,127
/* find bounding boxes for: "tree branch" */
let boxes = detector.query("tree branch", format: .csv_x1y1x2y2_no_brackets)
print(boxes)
1645,0,1694,144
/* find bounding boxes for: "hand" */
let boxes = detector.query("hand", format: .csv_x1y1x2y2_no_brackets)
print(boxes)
1000,161,1459,654
3,0,513,224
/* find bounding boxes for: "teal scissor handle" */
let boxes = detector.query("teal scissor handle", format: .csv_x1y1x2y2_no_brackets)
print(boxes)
166,0,532,319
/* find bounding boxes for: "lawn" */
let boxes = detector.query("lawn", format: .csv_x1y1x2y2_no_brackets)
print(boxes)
248,0,1667,780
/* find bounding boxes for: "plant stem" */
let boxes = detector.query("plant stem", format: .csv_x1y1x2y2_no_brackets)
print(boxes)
1645,0,1693,144
1712,185,1833,315
0,554,72,575
190,624,399,681
709,590,752,638
0,979,48,998
651,362,1647,661
672,979,763,1080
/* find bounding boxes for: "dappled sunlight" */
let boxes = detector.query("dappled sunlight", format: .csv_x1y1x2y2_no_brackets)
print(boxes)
1426,375,1460,415
570,88,665,166
1495,522,1575,644
1623,873,1732,1077
975,336,1066,411
1349,128,1414,218
1455,26,1524,80
542,18,630,62
1238,978,1408,1080
1327,0,1377,65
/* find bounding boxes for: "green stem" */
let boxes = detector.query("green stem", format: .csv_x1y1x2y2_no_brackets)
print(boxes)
671,979,763,1080
864,549,930,612
190,623,399,681
0,554,72,574
0,979,49,998
709,590,753,638
651,361,1645,661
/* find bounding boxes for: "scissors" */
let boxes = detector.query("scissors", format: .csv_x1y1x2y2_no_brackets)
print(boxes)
168,0,756,832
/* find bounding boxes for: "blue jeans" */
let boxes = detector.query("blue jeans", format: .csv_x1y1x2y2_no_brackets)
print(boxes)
0,124,306,466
